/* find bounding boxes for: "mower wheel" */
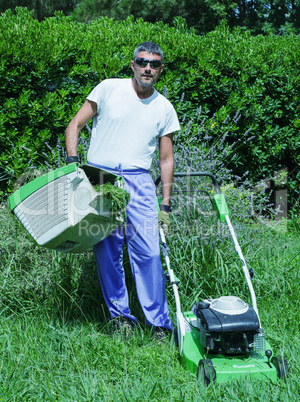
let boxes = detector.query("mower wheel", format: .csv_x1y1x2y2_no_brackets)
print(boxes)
271,356,289,379
197,359,216,386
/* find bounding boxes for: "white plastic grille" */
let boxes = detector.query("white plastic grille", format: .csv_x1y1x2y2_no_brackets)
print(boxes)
14,175,70,241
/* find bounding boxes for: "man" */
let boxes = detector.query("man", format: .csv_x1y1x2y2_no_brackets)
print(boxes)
65,41,180,336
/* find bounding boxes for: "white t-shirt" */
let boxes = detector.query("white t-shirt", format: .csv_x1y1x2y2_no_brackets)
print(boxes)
86,78,180,170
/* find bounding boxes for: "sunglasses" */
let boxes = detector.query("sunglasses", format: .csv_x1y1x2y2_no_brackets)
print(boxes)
134,57,162,69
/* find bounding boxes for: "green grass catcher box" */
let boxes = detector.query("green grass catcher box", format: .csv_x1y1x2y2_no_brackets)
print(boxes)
8,163,128,253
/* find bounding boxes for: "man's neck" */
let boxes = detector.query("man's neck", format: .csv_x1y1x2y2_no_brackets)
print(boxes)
131,78,154,99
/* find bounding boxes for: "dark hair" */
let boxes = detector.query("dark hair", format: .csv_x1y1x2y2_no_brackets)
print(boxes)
133,41,164,62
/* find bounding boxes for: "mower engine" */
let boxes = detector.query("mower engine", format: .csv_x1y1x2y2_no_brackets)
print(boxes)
191,296,260,355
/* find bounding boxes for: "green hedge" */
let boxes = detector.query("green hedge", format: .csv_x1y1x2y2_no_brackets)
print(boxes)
1,7,299,208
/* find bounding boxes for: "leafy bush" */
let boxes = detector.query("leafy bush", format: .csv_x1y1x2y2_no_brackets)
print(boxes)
0,8,299,210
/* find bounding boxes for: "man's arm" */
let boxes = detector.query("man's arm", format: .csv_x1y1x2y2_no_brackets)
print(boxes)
65,100,97,157
159,133,174,206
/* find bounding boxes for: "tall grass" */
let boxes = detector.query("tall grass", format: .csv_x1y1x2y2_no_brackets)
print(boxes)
0,206,299,400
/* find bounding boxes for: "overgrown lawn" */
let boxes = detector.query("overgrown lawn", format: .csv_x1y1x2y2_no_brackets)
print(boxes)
0,206,299,401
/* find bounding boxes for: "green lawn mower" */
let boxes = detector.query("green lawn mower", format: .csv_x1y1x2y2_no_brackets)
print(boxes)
156,171,288,385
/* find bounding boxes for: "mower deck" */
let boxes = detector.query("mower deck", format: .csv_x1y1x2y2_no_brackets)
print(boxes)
180,311,278,384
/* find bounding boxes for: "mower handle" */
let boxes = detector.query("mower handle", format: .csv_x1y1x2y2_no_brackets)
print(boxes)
156,171,261,325
155,171,221,194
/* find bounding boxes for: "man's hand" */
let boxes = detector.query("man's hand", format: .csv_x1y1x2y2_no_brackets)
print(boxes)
158,205,171,235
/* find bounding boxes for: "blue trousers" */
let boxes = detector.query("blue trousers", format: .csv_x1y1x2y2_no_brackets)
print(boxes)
90,163,173,330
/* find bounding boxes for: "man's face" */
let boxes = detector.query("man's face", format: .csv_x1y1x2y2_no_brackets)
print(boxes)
131,51,164,89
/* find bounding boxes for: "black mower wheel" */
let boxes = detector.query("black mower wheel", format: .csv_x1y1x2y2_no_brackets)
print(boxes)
271,356,289,379
197,359,216,386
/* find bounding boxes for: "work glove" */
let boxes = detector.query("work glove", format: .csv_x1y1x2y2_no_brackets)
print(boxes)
158,204,172,235
65,156,79,164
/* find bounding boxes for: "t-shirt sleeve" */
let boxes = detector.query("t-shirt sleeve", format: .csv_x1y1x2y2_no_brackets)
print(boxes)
159,103,181,137
86,81,107,114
